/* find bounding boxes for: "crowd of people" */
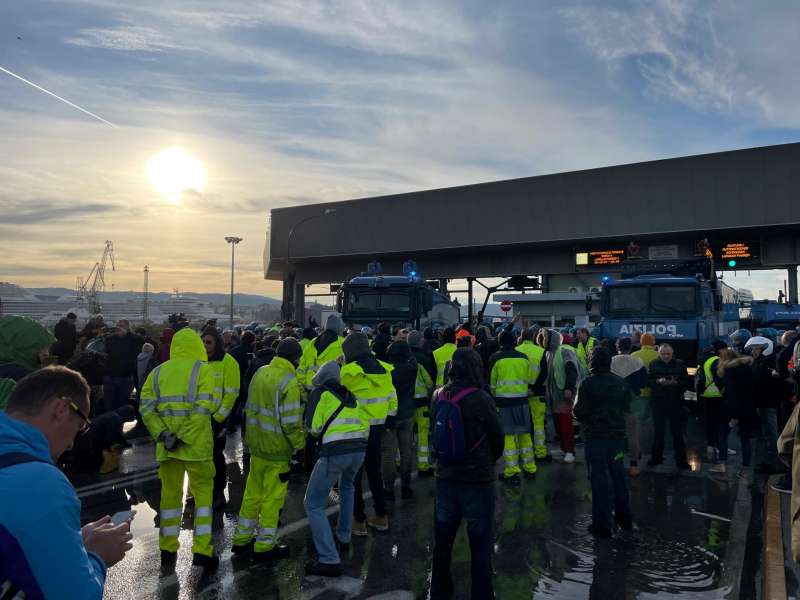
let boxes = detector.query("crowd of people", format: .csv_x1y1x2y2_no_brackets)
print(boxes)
2,311,800,598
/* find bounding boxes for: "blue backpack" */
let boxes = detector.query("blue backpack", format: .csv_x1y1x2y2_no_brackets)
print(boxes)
431,387,483,464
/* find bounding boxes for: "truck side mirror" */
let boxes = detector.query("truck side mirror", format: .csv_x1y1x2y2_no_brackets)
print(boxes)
585,295,593,312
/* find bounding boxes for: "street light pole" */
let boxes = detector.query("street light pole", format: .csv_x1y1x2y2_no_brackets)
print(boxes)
225,236,243,329
283,208,336,322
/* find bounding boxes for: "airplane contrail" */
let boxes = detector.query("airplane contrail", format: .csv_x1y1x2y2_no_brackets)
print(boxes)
0,65,117,128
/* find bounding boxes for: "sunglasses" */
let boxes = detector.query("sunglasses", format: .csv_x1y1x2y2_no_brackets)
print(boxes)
67,400,92,433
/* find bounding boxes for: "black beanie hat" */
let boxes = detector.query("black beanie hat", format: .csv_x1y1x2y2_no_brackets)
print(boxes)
276,338,303,363
342,332,371,363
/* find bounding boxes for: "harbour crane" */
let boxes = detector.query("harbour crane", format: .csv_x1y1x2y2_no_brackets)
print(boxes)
78,240,115,314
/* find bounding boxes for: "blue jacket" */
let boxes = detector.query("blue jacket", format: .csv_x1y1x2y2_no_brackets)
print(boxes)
0,411,106,599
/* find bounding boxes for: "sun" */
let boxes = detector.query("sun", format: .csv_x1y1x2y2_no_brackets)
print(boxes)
147,148,206,203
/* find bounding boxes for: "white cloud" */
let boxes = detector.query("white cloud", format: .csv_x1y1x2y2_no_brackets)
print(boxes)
65,25,189,52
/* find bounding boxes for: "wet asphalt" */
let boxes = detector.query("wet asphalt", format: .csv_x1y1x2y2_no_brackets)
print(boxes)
73,416,769,600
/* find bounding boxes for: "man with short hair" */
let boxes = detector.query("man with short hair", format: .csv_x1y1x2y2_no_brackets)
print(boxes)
53,312,79,365
575,328,597,371
0,366,133,598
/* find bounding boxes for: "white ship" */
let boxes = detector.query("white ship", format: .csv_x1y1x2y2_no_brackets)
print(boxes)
0,283,222,327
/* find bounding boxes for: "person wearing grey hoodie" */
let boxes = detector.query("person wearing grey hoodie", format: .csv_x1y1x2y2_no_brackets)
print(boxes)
303,361,368,577
538,328,584,463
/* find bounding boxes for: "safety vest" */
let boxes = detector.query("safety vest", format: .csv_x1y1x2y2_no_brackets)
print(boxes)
140,328,217,463
341,360,397,426
490,349,533,407
298,336,344,389
244,356,305,461
414,363,434,408
309,389,369,447
433,342,457,386
515,341,544,392
206,353,241,422
576,337,596,370
701,356,722,398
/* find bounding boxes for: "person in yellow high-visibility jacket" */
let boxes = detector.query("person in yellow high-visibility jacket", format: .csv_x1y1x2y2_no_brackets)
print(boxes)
297,315,344,390
408,330,436,476
489,331,537,483
576,328,597,371
433,327,457,387
231,338,305,562
140,328,219,570
200,327,241,507
515,326,550,461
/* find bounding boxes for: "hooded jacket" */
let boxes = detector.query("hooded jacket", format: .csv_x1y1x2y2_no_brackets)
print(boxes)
544,330,582,409
0,316,55,377
298,330,343,389
718,355,760,434
386,342,418,420
140,329,217,462
0,411,106,599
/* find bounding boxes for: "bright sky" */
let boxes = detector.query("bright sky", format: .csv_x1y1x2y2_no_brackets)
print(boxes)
1,1,799,299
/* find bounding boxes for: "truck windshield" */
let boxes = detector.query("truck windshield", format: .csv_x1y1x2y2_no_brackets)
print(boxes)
607,285,698,315
347,289,412,315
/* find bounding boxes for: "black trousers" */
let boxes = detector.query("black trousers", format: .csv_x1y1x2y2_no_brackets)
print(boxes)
702,396,722,448
212,419,227,496
354,425,386,520
651,398,687,464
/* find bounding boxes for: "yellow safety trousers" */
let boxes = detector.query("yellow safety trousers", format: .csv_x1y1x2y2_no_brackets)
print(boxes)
158,459,215,556
528,395,548,459
503,433,536,477
233,457,289,553
414,406,432,472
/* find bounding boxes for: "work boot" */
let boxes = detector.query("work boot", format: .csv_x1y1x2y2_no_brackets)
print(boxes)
252,544,290,563
160,550,177,566
401,486,414,500
305,559,342,577
367,515,389,532
192,553,219,570
417,468,434,478
352,519,368,537
231,540,254,554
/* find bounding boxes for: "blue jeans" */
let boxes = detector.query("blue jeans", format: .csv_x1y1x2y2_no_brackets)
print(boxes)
303,451,365,564
103,376,134,414
585,438,632,533
430,479,496,600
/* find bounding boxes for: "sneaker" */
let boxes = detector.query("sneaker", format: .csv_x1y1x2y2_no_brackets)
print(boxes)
192,553,219,570
367,515,389,532
401,486,414,500
727,448,737,456
231,540,254,554
160,550,177,565
708,463,727,474
417,468,434,478
252,544,290,563
305,559,342,578
563,452,575,464
771,476,792,495
351,520,368,537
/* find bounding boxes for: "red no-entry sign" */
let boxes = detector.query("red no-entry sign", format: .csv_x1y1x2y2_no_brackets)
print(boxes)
500,300,512,313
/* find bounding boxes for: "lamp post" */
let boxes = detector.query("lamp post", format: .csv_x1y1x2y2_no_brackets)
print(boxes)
283,207,337,322
225,236,243,329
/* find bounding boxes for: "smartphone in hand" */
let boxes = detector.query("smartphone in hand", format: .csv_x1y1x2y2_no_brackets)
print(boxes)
110,510,136,526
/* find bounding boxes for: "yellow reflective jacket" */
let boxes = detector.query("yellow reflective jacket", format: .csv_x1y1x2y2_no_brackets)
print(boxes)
298,335,344,389
207,353,241,422
414,363,434,408
516,340,545,393
341,358,397,427
245,356,305,462
433,342,457,386
140,328,217,462
632,345,659,397
576,337,597,370
307,384,369,455
489,347,535,408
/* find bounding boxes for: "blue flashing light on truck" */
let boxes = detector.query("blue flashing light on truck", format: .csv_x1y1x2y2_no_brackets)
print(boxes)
597,258,739,365
336,260,460,330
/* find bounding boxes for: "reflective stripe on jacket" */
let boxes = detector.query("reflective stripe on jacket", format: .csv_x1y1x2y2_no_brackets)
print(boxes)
701,356,722,398
140,328,216,462
341,360,397,426
414,363,434,408
298,337,343,389
433,343,457,387
310,389,369,447
489,348,534,407
207,353,241,422
576,337,596,370
516,341,544,393
244,356,305,462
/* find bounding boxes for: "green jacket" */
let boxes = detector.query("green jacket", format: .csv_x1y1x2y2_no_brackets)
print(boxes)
245,356,305,461
207,353,241,422
140,328,217,462
0,316,55,370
